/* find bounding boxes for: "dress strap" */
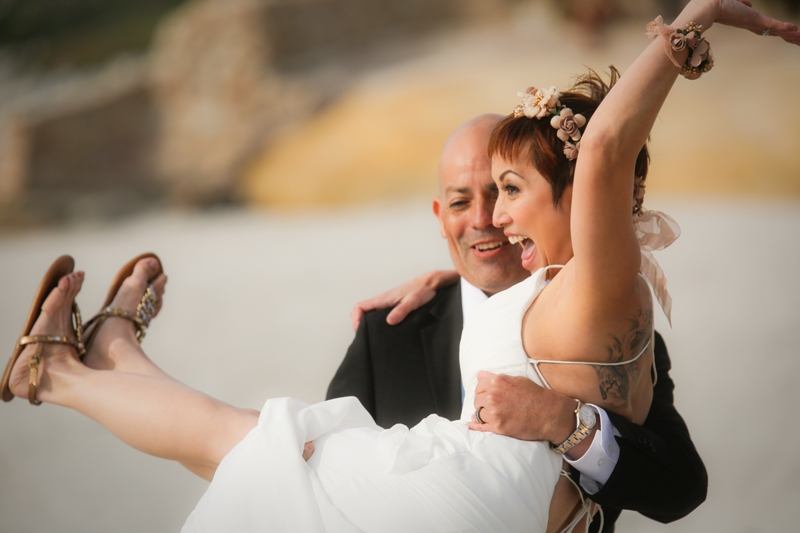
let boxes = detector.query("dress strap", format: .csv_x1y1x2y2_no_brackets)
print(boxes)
542,264,565,280
525,263,658,388
528,334,654,390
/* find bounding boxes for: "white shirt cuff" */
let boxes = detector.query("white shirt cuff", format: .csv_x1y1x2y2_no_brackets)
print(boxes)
563,404,620,494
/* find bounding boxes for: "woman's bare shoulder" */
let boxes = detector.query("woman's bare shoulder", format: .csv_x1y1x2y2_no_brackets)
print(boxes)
527,271,655,421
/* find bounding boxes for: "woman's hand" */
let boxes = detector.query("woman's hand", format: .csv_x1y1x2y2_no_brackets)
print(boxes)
712,0,800,44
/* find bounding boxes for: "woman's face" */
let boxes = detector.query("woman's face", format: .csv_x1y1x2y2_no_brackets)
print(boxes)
490,154,573,272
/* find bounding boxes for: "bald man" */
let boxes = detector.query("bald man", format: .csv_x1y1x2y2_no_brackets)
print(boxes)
327,115,706,532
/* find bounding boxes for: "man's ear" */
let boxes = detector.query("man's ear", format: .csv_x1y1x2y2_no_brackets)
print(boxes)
432,198,446,238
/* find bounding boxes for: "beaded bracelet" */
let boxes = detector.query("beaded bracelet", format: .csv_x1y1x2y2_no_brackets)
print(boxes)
646,15,713,80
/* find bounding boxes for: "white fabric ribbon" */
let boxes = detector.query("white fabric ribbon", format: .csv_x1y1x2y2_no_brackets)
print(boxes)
634,209,681,325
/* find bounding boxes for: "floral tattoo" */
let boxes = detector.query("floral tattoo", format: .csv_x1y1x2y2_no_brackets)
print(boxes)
594,310,653,402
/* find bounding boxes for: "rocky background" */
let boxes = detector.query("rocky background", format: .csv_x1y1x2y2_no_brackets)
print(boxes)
1,0,798,227
0,0,523,224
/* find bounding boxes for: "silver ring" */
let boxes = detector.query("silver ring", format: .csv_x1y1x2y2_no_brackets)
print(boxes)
474,406,486,424
761,28,773,36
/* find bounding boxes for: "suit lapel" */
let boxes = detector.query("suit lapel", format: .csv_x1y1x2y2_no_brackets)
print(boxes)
420,283,464,420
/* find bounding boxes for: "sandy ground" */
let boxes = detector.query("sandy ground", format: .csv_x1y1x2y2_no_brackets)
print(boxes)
0,199,799,532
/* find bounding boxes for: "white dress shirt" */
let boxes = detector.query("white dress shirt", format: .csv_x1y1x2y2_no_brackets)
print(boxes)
459,277,619,493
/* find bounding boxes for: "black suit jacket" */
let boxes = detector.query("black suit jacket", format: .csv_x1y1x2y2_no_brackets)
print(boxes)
327,281,707,531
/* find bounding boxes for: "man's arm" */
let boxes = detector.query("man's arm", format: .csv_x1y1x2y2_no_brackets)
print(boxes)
589,332,707,522
326,317,376,417
469,332,706,523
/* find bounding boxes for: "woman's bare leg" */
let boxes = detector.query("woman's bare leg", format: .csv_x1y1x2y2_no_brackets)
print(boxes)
51,362,257,480
80,256,238,477
8,270,258,481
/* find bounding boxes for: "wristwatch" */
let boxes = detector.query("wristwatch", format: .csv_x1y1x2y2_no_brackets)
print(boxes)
552,400,597,455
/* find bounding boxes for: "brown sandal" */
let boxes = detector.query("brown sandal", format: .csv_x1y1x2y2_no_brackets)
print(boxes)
82,252,163,348
1,255,86,405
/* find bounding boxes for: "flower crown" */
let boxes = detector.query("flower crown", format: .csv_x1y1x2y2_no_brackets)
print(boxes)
512,86,586,161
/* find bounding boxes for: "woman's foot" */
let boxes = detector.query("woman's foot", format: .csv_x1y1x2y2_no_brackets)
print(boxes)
8,272,85,402
82,257,168,375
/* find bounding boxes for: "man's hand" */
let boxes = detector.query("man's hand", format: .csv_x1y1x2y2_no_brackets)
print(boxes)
468,371,578,445
351,270,459,330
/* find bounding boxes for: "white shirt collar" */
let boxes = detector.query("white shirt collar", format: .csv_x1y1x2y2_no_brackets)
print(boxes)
459,277,489,327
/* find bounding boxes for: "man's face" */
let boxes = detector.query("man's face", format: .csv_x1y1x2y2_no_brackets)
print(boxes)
433,140,529,295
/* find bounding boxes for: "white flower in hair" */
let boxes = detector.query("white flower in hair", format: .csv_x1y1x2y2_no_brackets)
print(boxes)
515,85,560,119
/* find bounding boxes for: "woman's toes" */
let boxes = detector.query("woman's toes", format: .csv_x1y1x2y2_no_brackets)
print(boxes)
151,274,167,312
67,272,84,299
118,258,161,300
38,272,83,332
152,273,167,296
132,257,161,284
42,275,74,316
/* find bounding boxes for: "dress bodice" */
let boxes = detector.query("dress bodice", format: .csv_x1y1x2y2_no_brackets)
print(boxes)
459,265,656,423
459,267,551,422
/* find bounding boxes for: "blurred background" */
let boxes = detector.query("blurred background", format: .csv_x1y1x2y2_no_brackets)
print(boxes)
1,0,798,531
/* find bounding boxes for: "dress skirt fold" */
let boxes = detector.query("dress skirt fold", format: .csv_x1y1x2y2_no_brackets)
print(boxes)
183,396,559,532
184,272,565,532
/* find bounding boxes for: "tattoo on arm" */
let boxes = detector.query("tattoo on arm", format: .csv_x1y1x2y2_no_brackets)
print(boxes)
594,310,653,401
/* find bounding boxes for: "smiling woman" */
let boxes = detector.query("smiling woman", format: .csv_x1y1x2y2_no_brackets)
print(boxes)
489,68,650,274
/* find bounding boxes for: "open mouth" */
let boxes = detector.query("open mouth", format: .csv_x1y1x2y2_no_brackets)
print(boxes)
508,235,537,269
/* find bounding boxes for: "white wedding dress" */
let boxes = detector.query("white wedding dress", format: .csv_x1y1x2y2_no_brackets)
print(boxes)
183,267,562,532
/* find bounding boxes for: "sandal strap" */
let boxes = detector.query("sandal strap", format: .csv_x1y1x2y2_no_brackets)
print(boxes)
86,307,146,342
19,301,86,406
72,301,85,356
28,343,43,406
83,284,159,344
17,304,86,355
19,334,79,347
18,336,82,406
136,285,158,334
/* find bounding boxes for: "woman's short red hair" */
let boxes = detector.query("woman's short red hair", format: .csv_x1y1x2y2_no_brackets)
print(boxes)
488,67,650,207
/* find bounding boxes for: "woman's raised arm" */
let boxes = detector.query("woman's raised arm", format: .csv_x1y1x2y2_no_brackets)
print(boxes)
570,0,798,300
